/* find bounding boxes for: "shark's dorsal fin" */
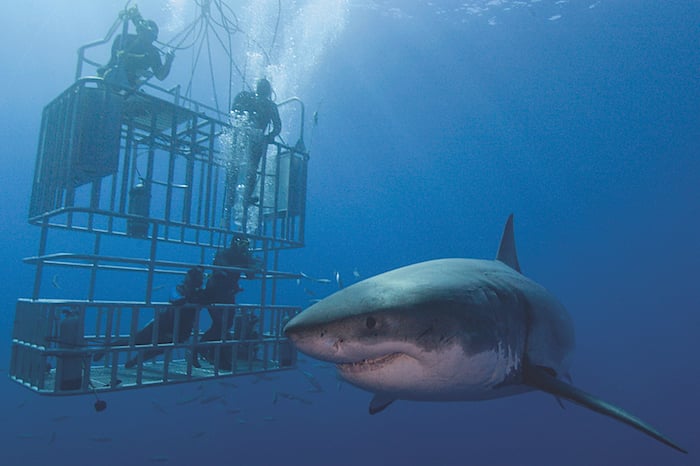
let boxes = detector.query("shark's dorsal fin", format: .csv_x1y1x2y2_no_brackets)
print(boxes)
496,214,521,272
369,393,395,415
524,364,687,454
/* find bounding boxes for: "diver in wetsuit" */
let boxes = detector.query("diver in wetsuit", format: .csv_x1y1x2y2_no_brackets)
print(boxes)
122,267,205,368
98,6,174,88
119,235,256,369
193,234,257,370
231,78,282,206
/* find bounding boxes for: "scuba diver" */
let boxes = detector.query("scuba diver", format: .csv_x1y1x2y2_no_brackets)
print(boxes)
231,78,282,207
122,266,205,368
95,235,256,369
192,234,259,370
98,6,174,88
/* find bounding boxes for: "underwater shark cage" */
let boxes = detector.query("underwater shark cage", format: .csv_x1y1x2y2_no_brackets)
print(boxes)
10,76,309,397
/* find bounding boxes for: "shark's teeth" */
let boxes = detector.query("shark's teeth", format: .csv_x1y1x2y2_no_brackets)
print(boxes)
336,353,403,373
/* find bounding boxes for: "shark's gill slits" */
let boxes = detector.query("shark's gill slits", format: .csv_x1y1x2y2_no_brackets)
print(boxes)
416,325,433,340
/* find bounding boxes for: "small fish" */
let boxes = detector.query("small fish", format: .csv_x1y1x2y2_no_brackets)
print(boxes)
263,416,275,422
352,268,361,279
151,401,168,415
175,394,201,405
276,391,312,405
18,434,37,439
276,391,291,400
17,400,27,409
225,408,242,415
303,288,315,297
251,373,278,384
199,394,224,405
218,381,238,389
51,274,61,289
152,284,166,292
49,431,57,445
51,415,71,422
191,431,206,439
335,271,343,289
90,436,113,443
149,457,170,463
300,271,332,284
300,370,323,392
335,373,346,391
313,111,319,126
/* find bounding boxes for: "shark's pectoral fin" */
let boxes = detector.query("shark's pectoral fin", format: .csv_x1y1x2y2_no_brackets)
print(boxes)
369,393,396,415
524,364,687,454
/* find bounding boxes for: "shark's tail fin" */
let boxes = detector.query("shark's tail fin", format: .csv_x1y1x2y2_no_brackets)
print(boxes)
524,364,687,454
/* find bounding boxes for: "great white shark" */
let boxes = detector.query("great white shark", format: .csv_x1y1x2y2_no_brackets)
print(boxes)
284,215,686,454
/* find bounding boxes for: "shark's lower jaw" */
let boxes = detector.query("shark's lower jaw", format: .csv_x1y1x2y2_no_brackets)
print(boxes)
336,352,405,373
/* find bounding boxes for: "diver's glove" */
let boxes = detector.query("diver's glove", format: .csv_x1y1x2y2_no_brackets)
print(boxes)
126,5,142,21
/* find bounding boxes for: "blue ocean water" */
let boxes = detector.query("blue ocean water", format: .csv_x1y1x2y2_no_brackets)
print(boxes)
0,1,698,465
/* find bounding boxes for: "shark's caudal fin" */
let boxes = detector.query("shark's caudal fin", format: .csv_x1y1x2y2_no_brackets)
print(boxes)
524,364,687,454
496,214,521,272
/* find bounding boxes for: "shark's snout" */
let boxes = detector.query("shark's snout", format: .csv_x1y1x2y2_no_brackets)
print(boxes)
283,318,345,362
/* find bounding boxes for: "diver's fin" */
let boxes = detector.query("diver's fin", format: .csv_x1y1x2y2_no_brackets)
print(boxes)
496,214,521,272
524,364,687,454
369,393,395,415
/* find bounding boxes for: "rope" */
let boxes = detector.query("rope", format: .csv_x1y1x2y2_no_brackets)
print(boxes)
183,21,208,101
204,18,220,114
269,0,282,60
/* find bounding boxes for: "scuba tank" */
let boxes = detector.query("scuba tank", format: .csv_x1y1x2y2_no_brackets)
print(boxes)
127,180,151,238
57,309,84,391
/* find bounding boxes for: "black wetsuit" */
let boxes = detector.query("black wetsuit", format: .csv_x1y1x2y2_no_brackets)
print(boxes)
100,33,172,88
121,247,254,370
122,268,204,368
231,91,282,202
195,247,255,369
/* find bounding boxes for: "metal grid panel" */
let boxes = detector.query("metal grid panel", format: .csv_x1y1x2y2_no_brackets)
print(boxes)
10,300,298,395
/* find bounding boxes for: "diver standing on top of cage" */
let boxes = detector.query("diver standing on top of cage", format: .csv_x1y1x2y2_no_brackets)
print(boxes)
98,6,175,89
231,78,282,208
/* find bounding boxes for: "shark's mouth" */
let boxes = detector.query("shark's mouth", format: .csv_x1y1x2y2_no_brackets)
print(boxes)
336,353,404,373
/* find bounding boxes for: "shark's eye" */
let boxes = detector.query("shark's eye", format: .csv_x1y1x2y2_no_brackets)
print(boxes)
365,316,376,329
